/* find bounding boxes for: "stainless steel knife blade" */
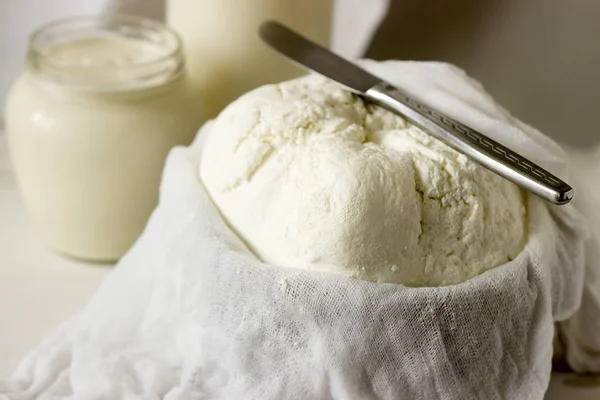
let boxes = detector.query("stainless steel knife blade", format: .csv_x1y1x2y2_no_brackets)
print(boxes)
259,21,380,94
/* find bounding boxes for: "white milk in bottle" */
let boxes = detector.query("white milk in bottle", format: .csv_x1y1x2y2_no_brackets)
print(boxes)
167,0,333,117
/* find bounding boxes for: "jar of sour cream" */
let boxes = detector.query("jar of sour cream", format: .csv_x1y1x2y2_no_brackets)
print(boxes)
5,14,203,262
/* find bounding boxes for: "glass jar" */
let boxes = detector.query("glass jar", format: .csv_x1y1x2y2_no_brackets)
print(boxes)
167,0,333,118
5,14,203,262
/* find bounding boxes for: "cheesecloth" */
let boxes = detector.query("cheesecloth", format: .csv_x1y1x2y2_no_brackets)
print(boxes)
0,60,593,400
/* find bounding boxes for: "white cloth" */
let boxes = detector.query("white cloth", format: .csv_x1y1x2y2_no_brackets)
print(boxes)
0,60,592,399
558,148,600,372
332,0,389,59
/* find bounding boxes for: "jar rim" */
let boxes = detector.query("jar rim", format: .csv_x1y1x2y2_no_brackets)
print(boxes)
27,13,184,90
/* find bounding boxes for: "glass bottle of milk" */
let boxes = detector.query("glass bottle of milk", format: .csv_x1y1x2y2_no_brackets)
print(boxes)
167,0,333,118
5,14,203,262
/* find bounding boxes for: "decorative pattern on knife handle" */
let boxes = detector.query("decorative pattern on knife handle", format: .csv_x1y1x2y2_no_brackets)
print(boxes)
382,84,566,189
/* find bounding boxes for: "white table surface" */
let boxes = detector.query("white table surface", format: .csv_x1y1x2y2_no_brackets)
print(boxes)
1,129,599,398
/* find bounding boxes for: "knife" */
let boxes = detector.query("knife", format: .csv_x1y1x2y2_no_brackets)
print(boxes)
258,21,573,205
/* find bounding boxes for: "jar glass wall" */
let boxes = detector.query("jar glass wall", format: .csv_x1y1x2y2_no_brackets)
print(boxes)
5,14,203,261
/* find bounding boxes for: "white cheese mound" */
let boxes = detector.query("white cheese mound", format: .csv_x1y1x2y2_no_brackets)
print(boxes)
199,74,526,286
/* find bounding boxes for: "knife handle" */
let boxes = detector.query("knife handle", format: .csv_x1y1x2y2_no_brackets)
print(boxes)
365,81,573,205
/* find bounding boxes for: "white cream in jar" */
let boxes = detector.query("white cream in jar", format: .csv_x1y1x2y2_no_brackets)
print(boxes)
5,15,203,261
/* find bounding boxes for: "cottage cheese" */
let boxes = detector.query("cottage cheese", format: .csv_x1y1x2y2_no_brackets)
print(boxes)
199,74,526,286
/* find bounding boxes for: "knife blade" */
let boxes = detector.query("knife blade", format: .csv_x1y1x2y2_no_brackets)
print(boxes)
259,21,573,205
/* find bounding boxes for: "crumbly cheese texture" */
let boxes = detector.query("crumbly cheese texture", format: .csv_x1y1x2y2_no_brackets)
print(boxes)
199,75,526,286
